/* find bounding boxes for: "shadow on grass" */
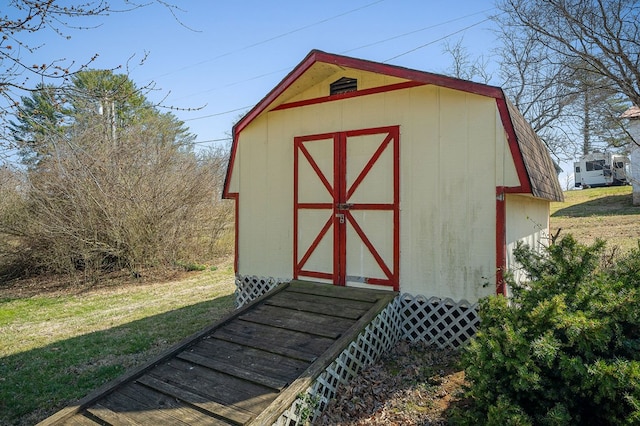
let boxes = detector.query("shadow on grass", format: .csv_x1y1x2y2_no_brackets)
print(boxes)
0,294,235,426
552,194,639,218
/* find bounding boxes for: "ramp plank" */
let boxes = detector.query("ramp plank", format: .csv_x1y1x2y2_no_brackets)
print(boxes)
149,359,276,414
288,279,391,302
136,375,252,425
59,415,101,425
265,291,371,319
239,304,353,339
100,390,192,426
177,351,288,390
86,404,139,425
194,338,310,382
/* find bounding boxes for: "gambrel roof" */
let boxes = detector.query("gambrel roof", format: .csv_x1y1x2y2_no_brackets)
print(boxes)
505,99,564,201
224,50,564,203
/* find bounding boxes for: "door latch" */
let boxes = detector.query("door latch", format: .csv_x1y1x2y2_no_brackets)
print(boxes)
336,203,353,210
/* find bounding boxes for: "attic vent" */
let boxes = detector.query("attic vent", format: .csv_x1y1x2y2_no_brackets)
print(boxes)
330,77,357,95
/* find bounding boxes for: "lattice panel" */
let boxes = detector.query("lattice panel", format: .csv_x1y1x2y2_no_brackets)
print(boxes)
234,275,287,308
400,293,479,348
274,297,404,425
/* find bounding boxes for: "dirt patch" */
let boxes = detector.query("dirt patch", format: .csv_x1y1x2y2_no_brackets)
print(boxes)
0,268,189,298
315,340,467,425
0,256,233,299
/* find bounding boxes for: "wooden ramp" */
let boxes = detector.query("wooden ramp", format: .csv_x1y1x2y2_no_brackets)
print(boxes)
39,280,397,426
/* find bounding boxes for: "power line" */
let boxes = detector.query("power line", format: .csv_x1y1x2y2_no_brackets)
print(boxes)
150,0,386,81
174,8,497,103
384,17,494,62
183,105,253,122
190,137,231,145
180,9,498,133
342,7,496,55
174,68,292,101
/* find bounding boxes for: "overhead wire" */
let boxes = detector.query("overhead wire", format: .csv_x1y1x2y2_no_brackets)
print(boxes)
190,137,231,145
182,7,496,103
150,0,387,81
341,7,495,55
186,6,497,145
183,105,252,122
384,17,494,62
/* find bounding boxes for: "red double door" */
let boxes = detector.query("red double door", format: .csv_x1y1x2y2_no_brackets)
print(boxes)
294,126,399,290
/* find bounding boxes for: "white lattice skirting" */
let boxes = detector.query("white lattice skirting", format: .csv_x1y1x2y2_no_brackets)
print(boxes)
234,275,480,425
235,275,288,308
400,293,479,349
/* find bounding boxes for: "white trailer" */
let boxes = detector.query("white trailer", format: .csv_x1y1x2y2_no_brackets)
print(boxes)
574,152,630,188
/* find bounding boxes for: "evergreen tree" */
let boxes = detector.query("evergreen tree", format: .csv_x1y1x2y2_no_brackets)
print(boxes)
456,236,640,425
9,84,68,167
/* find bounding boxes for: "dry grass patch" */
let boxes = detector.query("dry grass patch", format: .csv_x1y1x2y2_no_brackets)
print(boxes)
551,186,640,253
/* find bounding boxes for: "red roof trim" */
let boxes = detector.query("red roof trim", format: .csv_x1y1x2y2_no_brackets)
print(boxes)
312,50,504,98
223,50,513,198
223,50,536,203
495,98,532,194
222,130,240,199
272,81,426,112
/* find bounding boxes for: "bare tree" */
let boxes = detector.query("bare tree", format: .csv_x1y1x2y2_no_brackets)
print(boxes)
442,38,493,84
496,23,578,160
0,70,233,281
0,114,233,280
497,0,640,142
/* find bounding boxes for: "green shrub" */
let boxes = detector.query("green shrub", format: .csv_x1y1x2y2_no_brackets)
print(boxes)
175,261,207,272
457,235,640,425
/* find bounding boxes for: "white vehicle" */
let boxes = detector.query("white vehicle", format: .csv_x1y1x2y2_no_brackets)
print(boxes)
574,152,631,188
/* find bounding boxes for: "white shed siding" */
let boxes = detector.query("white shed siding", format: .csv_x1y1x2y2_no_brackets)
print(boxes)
236,114,293,277
505,194,550,290
627,120,640,205
234,82,521,301
401,88,498,301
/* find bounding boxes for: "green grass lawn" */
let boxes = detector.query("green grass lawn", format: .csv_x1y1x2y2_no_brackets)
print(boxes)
550,185,640,254
0,265,236,425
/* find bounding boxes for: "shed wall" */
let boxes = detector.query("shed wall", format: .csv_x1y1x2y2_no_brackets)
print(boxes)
234,83,521,301
627,120,640,205
505,194,551,292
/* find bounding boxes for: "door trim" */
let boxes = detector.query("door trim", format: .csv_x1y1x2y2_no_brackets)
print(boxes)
294,126,400,290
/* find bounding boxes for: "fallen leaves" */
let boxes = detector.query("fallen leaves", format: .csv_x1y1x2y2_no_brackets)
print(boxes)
316,340,467,425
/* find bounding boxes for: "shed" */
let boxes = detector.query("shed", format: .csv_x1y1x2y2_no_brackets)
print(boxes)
223,50,563,303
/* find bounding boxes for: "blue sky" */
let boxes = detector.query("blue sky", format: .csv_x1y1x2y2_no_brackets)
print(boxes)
20,0,501,150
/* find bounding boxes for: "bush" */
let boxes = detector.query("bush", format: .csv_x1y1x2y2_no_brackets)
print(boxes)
0,72,234,282
457,235,640,425
175,261,207,272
